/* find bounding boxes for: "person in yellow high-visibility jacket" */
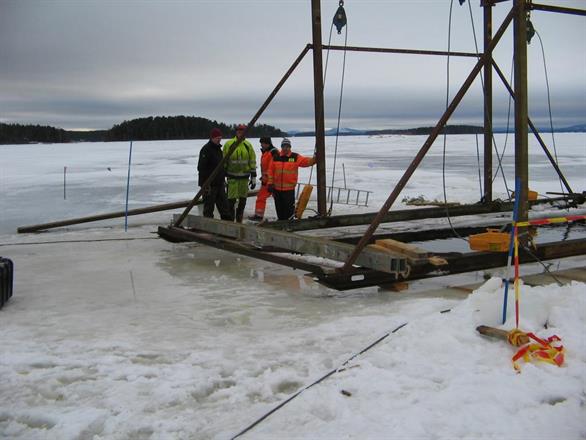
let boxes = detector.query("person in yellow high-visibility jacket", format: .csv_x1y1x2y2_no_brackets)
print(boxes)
222,124,257,222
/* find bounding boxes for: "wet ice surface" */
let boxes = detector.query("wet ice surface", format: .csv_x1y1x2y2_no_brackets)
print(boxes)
0,225,464,438
1,224,584,439
1,135,585,438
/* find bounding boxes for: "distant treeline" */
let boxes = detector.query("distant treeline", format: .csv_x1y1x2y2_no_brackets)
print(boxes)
105,116,286,141
0,123,69,144
0,116,286,145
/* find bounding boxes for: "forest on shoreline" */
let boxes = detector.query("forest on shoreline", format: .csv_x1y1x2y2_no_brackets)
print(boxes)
0,116,285,145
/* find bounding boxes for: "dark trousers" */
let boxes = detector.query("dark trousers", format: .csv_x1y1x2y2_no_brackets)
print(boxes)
273,189,295,220
228,197,247,223
203,183,233,220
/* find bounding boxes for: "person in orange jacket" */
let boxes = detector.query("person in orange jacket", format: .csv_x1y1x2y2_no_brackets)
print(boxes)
268,138,315,220
249,137,278,221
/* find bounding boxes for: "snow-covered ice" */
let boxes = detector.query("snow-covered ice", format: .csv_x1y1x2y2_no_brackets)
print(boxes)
0,134,585,439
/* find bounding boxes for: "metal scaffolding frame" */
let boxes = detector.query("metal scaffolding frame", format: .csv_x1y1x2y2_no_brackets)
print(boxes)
161,1,586,290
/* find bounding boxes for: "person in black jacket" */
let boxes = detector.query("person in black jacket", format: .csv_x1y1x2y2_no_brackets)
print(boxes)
197,128,233,220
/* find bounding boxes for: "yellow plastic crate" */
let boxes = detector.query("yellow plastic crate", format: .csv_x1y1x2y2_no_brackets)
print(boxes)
469,229,510,252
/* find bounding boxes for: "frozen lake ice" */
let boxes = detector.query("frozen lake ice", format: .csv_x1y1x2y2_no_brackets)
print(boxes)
1,134,585,439
1,133,585,235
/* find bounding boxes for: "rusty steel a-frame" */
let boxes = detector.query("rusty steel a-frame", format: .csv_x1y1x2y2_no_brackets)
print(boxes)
159,0,586,290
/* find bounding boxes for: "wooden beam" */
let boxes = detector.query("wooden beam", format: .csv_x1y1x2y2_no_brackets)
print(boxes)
17,191,259,233
374,239,429,260
158,226,327,274
176,214,408,275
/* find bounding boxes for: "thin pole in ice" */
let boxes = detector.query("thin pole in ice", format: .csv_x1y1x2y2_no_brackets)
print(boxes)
124,140,133,232
502,177,521,324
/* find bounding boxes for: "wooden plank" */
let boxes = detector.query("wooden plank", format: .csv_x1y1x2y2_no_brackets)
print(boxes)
158,226,328,274
375,239,429,260
176,214,408,276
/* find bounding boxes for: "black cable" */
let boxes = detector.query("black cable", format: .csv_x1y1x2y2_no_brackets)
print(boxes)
465,0,511,200
475,133,483,200
491,56,514,190
535,30,566,203
231,322,408,439
309,21,336,187
327,23,348,216
519,240,564,286
442,0,467,241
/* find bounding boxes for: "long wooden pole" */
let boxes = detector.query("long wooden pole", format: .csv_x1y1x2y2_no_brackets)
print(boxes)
17,191,259,233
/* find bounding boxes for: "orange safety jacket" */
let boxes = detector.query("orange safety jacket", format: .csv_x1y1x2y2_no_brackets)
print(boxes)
260,147,278,185
268,151,315,191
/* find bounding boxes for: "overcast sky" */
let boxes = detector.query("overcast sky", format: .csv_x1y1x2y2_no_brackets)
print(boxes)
1,0,584,131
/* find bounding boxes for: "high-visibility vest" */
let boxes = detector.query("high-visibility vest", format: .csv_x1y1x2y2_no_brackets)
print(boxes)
223,137,257,179
268,151,314,191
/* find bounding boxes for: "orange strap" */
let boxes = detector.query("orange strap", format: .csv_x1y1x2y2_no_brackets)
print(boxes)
509,330,565,371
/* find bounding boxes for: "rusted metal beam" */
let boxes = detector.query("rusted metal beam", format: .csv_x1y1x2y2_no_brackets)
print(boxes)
311,0,327,216
317,238,586,290
530,3,586,16
262,197,574,232
320,44,480,58
514,0,529,232
483,1,494,202
173,45,311,227
491,60,574,194
337,8,517,271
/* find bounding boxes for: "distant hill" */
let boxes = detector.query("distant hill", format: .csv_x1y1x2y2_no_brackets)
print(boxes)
492,123,586,133
549,123,586,133
0,116,286,145
289,125,484,137
289,123,586,137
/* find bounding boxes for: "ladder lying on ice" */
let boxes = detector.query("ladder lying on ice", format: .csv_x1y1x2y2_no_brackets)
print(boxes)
295,183,372,207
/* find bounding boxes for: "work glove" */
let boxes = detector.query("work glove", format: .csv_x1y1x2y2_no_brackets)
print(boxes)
267,184,274,194
249,176,256,190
